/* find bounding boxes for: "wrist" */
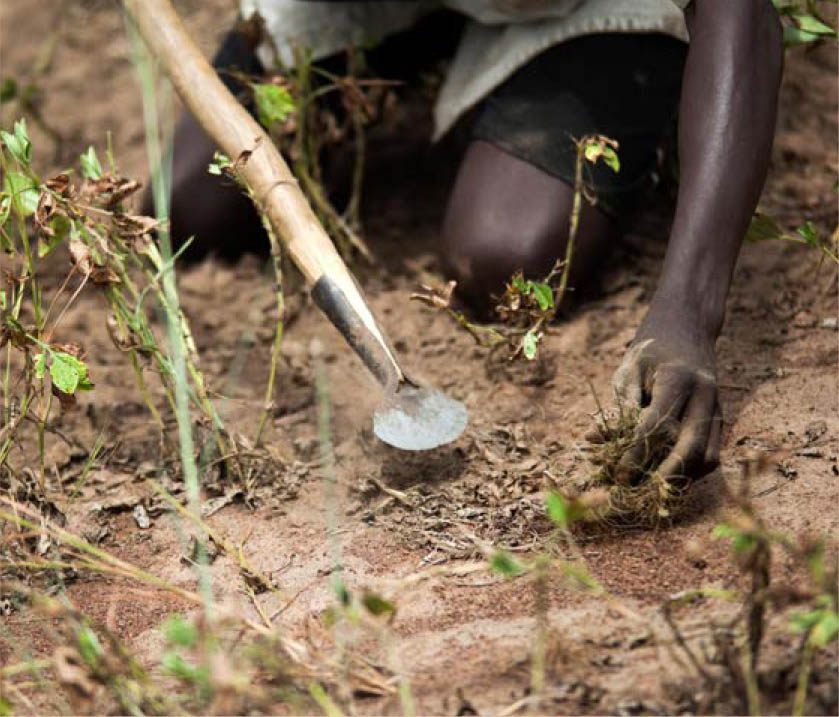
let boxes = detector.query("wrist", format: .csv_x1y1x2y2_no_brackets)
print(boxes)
639,286,723,351
653,234,738,340
651,283,726,337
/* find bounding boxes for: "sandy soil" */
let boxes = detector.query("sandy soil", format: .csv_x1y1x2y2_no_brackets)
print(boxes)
1,1,837,714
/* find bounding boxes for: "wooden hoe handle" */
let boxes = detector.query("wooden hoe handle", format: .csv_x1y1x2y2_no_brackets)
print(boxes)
123,0,405,390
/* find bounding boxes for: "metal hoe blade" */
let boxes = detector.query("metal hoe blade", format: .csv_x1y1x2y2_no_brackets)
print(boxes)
373,384,467,451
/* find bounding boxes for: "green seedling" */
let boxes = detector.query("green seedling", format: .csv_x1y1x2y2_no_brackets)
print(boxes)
773,0,838,45
746,212,838,264
412,134,621,362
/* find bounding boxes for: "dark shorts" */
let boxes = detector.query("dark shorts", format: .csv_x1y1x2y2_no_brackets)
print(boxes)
471,33,688,215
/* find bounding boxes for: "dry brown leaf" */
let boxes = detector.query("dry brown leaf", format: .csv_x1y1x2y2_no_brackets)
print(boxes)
90,265,120,285
35,190,59,235
410,280,456,310
68,239,94,275
81,174,141,208
45,172,71,196
51,383,78,411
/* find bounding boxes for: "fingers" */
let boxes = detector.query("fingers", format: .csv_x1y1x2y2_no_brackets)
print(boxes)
654,382,719,485
615,365,693,484
612,339,654,408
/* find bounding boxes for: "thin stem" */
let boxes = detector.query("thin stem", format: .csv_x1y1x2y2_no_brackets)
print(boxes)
127,14,212,611
554,138,586,311
40,264,78,331
44,272,89,342
792,638,814,716
740,636,761,716
529,560,549,712
254,217,284,446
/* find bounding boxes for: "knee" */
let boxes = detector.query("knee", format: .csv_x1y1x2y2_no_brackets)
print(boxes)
440,215,562,312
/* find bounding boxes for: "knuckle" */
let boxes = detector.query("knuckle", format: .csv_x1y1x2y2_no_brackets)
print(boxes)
652,366,695,400
663,418,682,442
693,371,717,395
682,441,706,468
662,440,705,478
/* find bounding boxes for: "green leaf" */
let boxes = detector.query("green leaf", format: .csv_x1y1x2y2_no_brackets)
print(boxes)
76,626,103,667
50,352,80,394
521,327,540,361
810,610,839,646
511,274,527,292
806,541,825,585
3,171,38,216
582,137,620,173
251,83,295,128
33,352,46,380
14,119,30,160
712,523,736,539
794,14,836,36
49,351,93,394
601,146,620,173
546,491,569,528
0,78,17,104
784,25,823,45
745,212,784,243
161,652,195,681
583,141,601,164
732,534,757,553
562,562,602,592
797,221,819,247
38,213,71,258
529,281,554,312
332,574,351,606
790,605,839,647
208,151,232,176
790,609,822,633
308,682,343,717
0,118,31,164
79,145,103,180
361,592,396,616
163,614,197,648
714,522,757,552
490,550,525,578
0,194,10,229
772,0,798,16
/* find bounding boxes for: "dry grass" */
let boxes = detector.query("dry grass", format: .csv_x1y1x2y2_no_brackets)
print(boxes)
568,405,687,528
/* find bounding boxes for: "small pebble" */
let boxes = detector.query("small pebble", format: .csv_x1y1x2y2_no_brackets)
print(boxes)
133,504,151,529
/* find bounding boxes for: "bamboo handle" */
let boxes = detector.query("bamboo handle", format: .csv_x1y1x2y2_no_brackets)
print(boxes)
123,0,404,388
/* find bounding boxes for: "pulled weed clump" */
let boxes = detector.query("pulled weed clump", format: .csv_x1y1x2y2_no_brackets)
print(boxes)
571,404,686,528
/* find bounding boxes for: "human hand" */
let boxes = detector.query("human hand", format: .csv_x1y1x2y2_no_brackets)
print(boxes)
610,308,723,485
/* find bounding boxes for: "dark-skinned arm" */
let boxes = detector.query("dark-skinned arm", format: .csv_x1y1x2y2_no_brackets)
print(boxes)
612,0,784,483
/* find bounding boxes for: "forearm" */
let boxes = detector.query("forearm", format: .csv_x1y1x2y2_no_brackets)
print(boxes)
653,0,783,338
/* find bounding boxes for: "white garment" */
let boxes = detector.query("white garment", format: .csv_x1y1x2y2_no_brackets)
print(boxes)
240,0,690,139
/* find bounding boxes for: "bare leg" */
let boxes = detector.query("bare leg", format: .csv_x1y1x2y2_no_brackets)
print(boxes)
165,112,266,262
440,140,615,313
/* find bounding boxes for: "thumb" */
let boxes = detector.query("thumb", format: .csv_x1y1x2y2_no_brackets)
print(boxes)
612,339,654,407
